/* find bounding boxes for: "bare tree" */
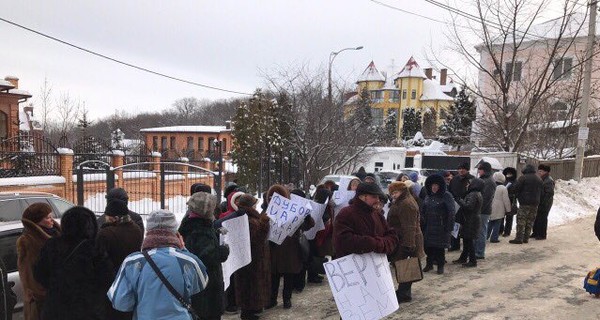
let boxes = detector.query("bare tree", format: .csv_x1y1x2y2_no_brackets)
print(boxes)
434,0,593,153
55,92,82,140
37,77,53,131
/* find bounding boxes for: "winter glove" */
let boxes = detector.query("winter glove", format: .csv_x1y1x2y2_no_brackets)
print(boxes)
219,244,230,262
218,227,229,235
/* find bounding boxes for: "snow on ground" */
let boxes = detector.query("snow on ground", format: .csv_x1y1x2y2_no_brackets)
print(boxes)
548,177,600,226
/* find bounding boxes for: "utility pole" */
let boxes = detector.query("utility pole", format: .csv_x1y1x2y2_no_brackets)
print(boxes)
575,0,597,181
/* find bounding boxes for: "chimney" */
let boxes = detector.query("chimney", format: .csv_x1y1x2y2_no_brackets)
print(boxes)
424,68,433,80
24,104,33,115
440,69,447,86
5,76,18,88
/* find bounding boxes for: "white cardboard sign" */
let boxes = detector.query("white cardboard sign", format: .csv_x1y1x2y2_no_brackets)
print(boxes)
324,252,399,320
220,215,251,290
266,192,313,245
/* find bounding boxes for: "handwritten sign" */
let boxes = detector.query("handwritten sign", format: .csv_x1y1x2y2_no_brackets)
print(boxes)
451,222,460,239
333,190,356,217
304,200,327,240
324,252,399,320
266,192,313,245
220,215,251,290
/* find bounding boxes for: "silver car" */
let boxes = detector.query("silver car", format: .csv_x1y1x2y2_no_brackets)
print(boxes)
0,192,74,311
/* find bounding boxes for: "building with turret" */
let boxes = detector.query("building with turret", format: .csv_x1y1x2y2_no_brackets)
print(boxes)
344,57,457,140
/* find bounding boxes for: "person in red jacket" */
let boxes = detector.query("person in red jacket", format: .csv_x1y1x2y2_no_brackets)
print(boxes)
333,183,399,259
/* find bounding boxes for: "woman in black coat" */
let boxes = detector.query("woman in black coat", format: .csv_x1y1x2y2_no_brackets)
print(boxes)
453,178,483,267
179,192,230,320
33,206,113,320
501,167,518,237
421,174,455,274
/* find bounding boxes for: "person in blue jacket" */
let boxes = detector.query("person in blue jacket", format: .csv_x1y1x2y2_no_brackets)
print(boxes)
108,209,209,320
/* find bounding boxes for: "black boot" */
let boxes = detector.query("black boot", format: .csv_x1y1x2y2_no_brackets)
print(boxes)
462,261,477,268
437,264,445,274
283,299,292,309
422,264,433,272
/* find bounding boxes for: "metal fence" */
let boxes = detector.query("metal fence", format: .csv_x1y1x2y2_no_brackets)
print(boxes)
0,134,60,178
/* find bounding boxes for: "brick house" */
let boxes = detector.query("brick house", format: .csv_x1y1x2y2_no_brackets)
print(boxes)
0,76,33,139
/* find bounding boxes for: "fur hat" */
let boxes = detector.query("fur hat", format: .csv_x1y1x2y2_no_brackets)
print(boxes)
190,183,212,195
388,181,408,195
493,172,506,184
187,192,218,219
538,164,551,173
22,202,53,223
106,188,129,203
61,206,98,241
105,199,129,217
267,184,290,201
237,194,258,209
229,191,245,211
404,180,415,189
146,209,178,233
355,182,385,197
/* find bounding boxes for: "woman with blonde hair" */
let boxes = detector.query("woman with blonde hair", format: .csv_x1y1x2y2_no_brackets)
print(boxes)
17,203,60,320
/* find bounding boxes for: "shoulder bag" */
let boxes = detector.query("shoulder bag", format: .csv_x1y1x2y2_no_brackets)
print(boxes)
142,250,199,320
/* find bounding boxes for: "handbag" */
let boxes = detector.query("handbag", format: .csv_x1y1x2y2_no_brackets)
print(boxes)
142,251,199,320
393,257,423,284
298,232,310,263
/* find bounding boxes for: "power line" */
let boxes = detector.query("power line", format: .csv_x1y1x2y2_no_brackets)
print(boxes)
368,0,454,25
0,16,253,96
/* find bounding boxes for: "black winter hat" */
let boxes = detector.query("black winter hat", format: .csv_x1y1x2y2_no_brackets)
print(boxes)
458,162,470,170
105,199,129,217
190,183,212,196
538,164,551,173
224,184,239,199
478,161,492,173
355,182,385,197
61,206,98,241
291,188,306,198
106,188,129,203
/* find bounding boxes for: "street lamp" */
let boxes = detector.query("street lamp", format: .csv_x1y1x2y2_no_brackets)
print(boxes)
328,46,364,105
212,139,223,201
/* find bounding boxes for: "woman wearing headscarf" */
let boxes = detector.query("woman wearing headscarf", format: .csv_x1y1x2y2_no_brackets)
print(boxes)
97,199,144,320
179,192,230,320
453,178,484,268
386,182,425,303
17,203,61,320
421,175,455,274
34,206,113,320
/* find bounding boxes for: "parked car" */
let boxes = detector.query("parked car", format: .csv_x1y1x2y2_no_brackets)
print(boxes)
0,192,74,311
317,174,385,191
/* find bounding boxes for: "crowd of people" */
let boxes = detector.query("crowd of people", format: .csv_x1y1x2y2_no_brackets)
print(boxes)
3,160,556,320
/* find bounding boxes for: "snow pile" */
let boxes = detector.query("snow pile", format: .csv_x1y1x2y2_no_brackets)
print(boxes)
549,177,600,226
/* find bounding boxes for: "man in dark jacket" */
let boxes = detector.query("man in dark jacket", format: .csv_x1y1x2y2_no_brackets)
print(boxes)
0,259,16,320
333,183,398,259
509,164,543,244
531,164,555,240
474,162,496,259
448,162,474,251
97,188,145,234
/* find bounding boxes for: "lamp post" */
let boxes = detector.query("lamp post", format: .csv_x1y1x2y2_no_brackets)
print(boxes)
213,139,223,201
328,46,363,105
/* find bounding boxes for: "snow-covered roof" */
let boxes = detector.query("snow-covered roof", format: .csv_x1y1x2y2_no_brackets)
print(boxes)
343,94,359,106
394,56,427,80
420,79,454,101
8,89,32,97
357,61,385,83
440,82,460,94
140,126,229,133
0,79,14,89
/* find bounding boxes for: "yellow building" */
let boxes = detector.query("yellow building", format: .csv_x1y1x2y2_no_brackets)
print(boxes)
345,57,457,140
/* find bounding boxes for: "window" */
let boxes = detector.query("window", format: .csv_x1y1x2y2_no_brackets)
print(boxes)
390,91,400,102
161,136,167,151
552,58,573,80
187,137,194,151
370,91,383,102
170,137,176,150
371,108,384,126
0,230,22,272
374,162,384,172
411,90,416,99
0,112,6,139
152,136,158,151
48,199,74,217
402,90,407,100
208,137,216,152
198,137,204,151
551,101,568,119
0,200,24,222
505,62,522,82
222,138,227,153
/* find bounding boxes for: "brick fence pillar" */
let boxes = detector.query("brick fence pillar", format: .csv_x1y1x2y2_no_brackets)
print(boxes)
152,152,162,202
58,148,74,202
110,150,125,188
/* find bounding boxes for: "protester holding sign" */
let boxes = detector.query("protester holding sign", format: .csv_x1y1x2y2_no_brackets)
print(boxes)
179,192,230,320
265,185,315,310
234,194,271,320
386,181,425,303
333,182,398,259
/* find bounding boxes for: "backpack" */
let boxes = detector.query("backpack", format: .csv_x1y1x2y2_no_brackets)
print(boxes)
584,267,600,296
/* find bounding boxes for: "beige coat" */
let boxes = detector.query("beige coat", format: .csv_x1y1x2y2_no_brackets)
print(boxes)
387,192,425,260
490,184,512,221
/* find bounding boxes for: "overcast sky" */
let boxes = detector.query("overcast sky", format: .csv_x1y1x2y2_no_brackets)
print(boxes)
1,0,570,120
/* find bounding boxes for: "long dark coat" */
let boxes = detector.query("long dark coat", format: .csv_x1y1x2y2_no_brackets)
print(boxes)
458,179,484,240
421,175,456,248
96,219,143,320
179,216,230,319
387,190,425,261
235,208,271,311
33,238,113,320
270,217,315,274
333,198,398,258
538,175,555,215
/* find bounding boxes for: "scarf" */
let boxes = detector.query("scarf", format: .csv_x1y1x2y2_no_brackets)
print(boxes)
42,226,60,237
142,229,182,251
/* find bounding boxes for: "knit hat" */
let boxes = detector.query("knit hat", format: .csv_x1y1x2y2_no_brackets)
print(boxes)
388,181,408,195
458,162,470,170
493,172,506,184
146,209,179,233
355,182,385,197
22,202,53,223
237,194,258,209
105,199,129,217
187,192,218,219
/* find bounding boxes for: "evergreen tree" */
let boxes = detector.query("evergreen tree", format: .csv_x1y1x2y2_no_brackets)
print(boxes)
350,88,373,130
422,108,438,138
438,87,476,150
402,108,422,139
376,110,398,144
